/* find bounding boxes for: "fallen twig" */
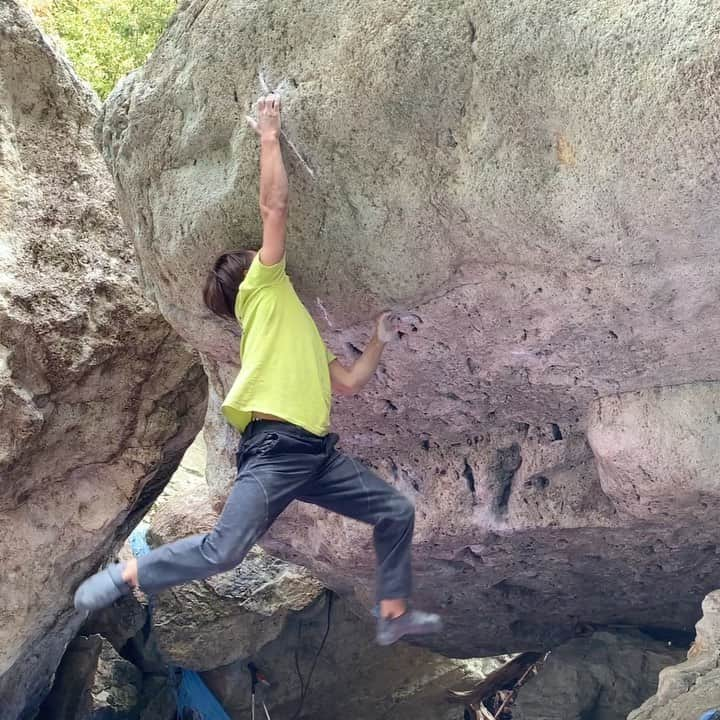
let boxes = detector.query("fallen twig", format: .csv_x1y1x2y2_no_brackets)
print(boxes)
476,703,495,720
447,652,543,705
492,663,538,719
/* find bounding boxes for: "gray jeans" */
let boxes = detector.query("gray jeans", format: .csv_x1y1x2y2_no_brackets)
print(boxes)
137,420,414,601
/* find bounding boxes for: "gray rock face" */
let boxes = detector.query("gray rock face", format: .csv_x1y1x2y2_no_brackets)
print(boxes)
98,0,720,655
0,3,207,716
587,384,720,521
80,591,148,657
629,590,720,720
511,631,683,720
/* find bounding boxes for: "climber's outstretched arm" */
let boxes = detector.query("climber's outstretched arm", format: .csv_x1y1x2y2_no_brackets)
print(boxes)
247,94,287,266
330,313,400,395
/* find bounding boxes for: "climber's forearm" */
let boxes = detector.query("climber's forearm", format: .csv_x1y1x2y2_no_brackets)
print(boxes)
246,94,287,265
330,335,387,395
258,136,287,265
349,335,386,390
259,135,287,218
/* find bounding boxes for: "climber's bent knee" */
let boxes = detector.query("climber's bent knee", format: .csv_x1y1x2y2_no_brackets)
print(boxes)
393,496,415,526
199,528,257,570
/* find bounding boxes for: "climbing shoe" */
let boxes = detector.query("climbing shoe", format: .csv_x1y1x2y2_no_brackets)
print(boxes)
74,563,130,612
376,609,443,646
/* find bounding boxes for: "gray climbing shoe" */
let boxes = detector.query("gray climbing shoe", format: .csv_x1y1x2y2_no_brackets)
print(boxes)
74,563,130,612
376,609,443,646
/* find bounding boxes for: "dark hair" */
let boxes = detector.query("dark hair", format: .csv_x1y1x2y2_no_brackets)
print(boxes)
203,250,255,318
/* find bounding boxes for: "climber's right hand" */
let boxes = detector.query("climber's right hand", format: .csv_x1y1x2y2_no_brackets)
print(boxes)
246,94,281,140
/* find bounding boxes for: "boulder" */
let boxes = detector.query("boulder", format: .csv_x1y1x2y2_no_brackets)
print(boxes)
39,637,147,720
83,638,176,720
97,0,720,655
36,635,103,720
44,595,175,720
201,594,507,720
80,593,148,657
89,641,143,718
0,2,207,716
137,676,177,720
87,641,177,720
81,582,167,676
628,590,720,720
587,383,720,521
511,631,683,720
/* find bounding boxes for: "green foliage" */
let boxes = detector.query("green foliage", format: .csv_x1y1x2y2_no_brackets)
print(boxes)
31,0,176,99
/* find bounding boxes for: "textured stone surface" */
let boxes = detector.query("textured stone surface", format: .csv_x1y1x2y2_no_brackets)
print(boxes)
89,641,143,717
81,584,169,677
0,3,207,717
98,0,720,655
43,595,175,720
201,594,507,720
629,590,720,720
587,383,720,520
80,593,148,656
146,453,324,670
511,631,683,720
36,635,103,720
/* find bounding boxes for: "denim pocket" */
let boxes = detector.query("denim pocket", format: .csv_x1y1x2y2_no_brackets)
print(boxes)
237,432,280,467
255,432,280,456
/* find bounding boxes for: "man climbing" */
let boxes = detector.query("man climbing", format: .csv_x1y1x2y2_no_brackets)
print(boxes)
75,94,442,646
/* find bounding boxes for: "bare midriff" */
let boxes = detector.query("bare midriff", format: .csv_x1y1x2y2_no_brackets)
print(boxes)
251,411,288,422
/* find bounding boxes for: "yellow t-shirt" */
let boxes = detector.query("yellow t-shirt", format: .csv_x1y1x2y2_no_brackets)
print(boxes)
221,254,335,436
